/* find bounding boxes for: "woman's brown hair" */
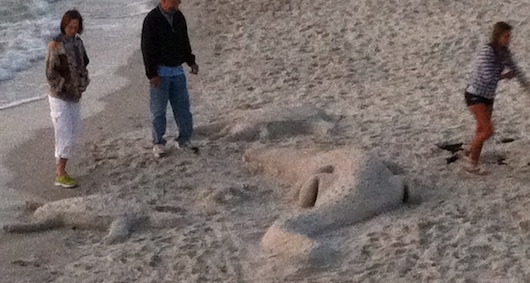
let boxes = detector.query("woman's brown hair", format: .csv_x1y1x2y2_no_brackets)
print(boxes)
60,9,84,35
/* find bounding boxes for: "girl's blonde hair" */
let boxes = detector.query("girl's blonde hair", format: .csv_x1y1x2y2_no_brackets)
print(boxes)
490,21,512,44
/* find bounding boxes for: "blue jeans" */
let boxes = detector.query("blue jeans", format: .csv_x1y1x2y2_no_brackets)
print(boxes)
150,75,193,145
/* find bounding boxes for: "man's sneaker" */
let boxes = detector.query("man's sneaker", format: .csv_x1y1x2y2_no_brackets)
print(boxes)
153,144,166,158
176,141,199,154
54,175,78,188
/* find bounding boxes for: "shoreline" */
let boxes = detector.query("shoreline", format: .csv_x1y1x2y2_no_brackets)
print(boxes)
0,94,48,111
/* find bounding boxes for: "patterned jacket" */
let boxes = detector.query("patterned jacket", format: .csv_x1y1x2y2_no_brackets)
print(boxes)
45,34,90,102
467,43,529,99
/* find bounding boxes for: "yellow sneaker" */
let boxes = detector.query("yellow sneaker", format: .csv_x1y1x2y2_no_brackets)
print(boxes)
54,175,78,188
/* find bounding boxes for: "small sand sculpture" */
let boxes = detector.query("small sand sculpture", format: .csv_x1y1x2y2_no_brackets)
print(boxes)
2,194,181,245
244,146,406,260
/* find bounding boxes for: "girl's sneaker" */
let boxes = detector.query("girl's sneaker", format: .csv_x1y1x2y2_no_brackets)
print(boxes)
461,156,489,175
54,175,78,188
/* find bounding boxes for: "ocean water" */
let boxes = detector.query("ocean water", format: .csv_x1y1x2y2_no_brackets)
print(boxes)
0,0,155,109
0,0,58,82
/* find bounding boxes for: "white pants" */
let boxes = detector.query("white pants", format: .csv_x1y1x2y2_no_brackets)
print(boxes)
48,96,81,161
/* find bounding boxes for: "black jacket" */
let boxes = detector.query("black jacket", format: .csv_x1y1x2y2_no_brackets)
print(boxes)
141,7,196,79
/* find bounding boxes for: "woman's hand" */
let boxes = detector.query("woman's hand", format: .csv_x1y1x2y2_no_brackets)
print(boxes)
501,70,515,80
48,40,60,49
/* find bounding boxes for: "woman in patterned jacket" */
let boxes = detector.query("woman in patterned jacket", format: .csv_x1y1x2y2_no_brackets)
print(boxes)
45,9,89,187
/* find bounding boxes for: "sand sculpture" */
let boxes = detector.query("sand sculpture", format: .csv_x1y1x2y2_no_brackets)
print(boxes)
194,105,337,142
243,146,406,260
2,194,180,244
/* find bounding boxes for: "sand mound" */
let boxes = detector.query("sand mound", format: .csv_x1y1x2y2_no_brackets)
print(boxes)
194,105,337,142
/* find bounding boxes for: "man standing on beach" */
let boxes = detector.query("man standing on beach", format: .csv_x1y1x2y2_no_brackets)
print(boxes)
141,0,199,158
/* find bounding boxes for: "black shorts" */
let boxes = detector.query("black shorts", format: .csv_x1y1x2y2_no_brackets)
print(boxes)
464,92,494,106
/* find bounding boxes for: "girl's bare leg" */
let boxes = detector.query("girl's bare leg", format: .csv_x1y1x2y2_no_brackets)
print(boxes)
468,103,494,165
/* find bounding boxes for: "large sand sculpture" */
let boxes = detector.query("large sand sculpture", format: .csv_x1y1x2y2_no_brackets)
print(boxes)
244,147,407,260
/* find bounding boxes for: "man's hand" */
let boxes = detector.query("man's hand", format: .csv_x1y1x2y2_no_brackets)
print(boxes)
190,64,199,75
150,76,161,87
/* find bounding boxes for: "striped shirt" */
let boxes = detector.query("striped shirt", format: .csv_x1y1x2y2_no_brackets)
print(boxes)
467,43,529,99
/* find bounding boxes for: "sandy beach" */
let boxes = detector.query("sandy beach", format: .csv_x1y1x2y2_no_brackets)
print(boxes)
4,0,530,282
